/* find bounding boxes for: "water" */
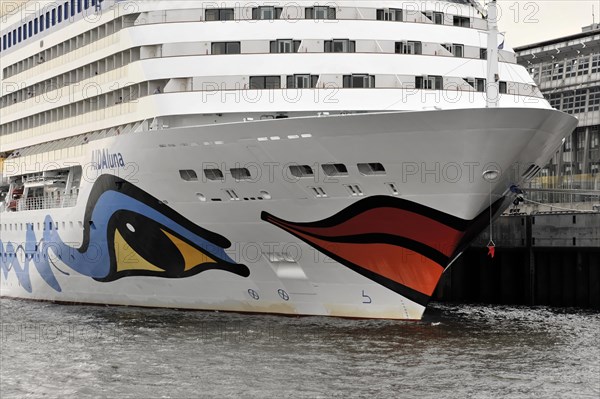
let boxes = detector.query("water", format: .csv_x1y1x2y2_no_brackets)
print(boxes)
1,299,598,399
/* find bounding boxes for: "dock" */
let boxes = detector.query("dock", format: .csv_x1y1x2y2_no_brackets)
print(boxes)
435,212,600,309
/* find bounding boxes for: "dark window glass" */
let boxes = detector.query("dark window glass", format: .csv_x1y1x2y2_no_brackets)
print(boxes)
179,170,198,181
204,169,224,181
211,42,240,54
357,163,386,176
231,168,252,180
289,165,314,178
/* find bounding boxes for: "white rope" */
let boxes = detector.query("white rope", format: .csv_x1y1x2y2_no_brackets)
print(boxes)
522,198,592,213
488,181,494,246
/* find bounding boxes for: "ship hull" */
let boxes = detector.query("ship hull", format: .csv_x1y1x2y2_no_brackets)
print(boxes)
0,108,577,319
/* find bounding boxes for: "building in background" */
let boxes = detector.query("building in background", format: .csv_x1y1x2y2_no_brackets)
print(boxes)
515,25,600,205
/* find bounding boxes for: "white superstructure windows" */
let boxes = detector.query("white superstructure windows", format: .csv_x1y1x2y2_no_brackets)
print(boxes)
249,76,281,89
443,43,464,57
205,8,234,21
424,11,444,25
211,42,241,55
270,39,301,53
377,9,403,21
466,78,486,92
416,75,443,90
499,81,507,94
253,6,283,20
395,41,422,55
305,6,336,20
287,75,319,89
324,39,355,53
343,75,375,88
453,16,470,27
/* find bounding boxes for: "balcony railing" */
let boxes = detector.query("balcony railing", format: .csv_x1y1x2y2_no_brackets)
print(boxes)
1,194,78,213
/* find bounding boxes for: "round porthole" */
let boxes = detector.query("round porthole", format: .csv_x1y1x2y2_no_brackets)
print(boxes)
196,193,206,202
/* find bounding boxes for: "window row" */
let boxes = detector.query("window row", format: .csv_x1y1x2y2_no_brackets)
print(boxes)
179,163,387,183
1,47,142,109
534,54,600,83
548,87,600,114
203,6,471,27
3,14,135,80
1,0,104,53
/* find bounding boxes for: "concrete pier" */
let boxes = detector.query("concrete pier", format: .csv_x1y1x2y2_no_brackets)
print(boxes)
434,213,600,309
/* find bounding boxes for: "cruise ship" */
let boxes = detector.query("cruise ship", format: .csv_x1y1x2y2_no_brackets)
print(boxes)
0,0,577,319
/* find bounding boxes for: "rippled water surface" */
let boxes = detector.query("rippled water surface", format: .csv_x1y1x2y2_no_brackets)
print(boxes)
1,299,598,398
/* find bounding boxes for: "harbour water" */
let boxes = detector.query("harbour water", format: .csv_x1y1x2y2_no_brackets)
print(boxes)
1,299,598,398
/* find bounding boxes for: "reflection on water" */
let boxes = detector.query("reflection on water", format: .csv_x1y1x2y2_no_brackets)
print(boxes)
1,299,599,398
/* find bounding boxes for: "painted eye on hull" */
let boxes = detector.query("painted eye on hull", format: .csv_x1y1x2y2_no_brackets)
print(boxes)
113,211,187,275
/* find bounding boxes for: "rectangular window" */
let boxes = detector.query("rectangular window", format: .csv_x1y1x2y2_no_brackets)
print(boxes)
376,8,402,21
453,16,470,27
588,87,600,112
231,168,252,181
78,0,82,13
480,48,487,60
23,25,27,40
306,6,336,19
577,56,590,76
443,43,463,57
205,8,234,21
573,89,587,114
64,2,69,19
499,81,507,94
541,63,552,82
548,93,561,109
52,9,56,26
358,163,386,176
551,62,564,81
40,16,45,32
322,164,348,176
204,169,224,181
84,0,89,10
71,0,76,16
343,74,375,88
249,76,281,90
562,91,574,113
270,39,301,53
28,21,32,37
18,27,22,42
2,35,6,50
179,170,198,181
395,41,422,55
424,11,444,24
416,75,443,90
287,74,319,89
253,6,283,20
58,5,63,22
467,78,486,92
565,59,577,78
211,42,241,55
324,39,355,53
7,32,11,47
590,126,599,149
592,55,600,74
34,19,38,34
289,165,314,178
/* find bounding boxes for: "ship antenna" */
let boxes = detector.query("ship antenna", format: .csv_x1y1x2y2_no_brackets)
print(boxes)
486,0,500,108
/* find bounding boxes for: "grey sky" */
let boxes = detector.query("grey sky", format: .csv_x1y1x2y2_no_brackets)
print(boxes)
497,0,599,47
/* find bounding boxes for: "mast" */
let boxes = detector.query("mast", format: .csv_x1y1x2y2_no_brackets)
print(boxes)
486,0,500,108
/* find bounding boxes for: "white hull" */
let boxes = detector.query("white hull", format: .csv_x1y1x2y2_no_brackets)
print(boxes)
0,108,577,319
